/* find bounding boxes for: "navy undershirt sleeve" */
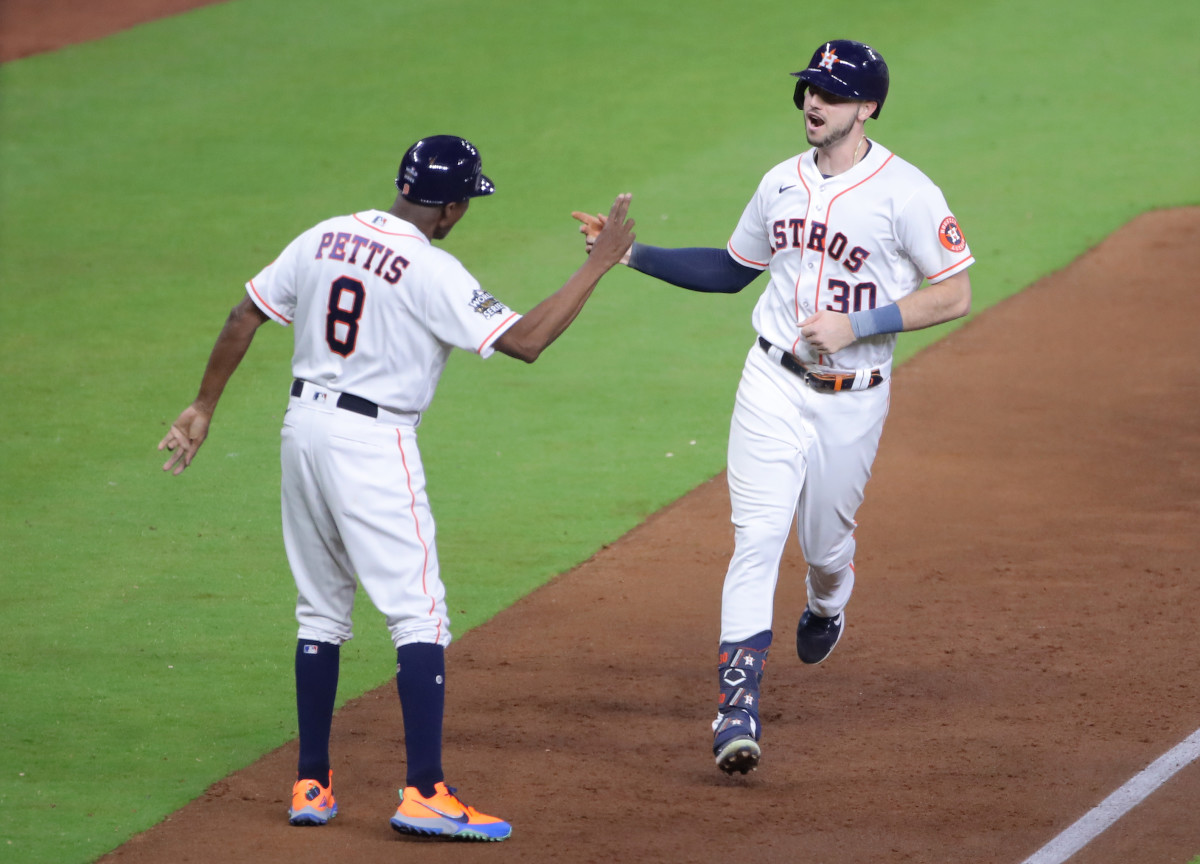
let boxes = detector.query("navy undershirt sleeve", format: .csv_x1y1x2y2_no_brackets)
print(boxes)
627,243,761,294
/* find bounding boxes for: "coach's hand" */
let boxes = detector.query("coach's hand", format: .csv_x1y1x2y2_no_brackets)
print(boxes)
587,194,635,269
572,206,632,266
159,404,212,475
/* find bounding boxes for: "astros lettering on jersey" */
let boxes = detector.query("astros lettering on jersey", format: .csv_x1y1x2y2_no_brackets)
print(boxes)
728,139,974,373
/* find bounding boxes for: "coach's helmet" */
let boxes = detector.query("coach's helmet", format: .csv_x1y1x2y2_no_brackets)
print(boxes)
791,40,889,119
396,135,495,206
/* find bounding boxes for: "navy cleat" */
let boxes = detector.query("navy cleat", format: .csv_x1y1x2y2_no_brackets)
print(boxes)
795,608,844,664
713,709,761,775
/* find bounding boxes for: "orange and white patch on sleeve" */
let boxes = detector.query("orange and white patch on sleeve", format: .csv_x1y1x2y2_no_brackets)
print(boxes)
938,216,967,252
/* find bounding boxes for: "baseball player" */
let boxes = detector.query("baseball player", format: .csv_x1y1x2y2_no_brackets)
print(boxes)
576,40,973,775
159,135,635,839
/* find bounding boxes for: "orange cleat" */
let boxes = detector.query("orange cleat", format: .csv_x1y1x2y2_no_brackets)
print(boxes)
288,772,337,826
389,782,511,841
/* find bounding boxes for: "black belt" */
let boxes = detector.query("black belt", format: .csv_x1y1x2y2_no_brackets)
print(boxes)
757,337,884,392
290,379,381,418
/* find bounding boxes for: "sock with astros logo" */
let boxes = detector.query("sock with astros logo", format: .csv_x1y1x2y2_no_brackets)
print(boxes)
715,629,772,744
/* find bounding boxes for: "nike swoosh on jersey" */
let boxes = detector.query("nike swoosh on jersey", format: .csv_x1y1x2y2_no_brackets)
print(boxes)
778,184,797,193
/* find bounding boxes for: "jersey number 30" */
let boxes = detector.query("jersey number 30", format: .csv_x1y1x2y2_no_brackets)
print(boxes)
326,276,365,357
825,278,877,313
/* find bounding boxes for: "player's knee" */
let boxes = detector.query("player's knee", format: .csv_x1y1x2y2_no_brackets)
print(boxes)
805,543,855,579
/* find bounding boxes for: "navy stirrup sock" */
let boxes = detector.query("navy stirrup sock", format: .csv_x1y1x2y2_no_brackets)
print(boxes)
295,640,340,783
716,629,772,739
395,642,446,798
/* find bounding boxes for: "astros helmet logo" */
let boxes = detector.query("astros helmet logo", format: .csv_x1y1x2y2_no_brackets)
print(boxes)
818,49,839,71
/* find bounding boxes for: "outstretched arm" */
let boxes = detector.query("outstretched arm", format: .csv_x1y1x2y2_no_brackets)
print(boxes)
495,194,636,363
627,244,759,294
158,295,270,475
571,211,759,294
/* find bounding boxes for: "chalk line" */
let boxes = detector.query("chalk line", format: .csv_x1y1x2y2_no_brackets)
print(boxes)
1020,727,1200,864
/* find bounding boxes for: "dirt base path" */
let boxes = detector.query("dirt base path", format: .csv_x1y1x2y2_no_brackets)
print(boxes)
0,0,227,62
8,8,1200,863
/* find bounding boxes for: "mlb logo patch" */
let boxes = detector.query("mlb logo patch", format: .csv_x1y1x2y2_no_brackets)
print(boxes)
304,644,319,655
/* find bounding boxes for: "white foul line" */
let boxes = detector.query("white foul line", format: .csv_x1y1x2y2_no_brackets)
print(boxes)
1020,727,1200,864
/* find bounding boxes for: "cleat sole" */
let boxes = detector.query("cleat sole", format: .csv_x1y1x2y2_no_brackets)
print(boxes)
391,818,510,841
715,737,761,775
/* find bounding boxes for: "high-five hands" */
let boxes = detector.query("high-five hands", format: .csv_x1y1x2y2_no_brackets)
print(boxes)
572,200,633,266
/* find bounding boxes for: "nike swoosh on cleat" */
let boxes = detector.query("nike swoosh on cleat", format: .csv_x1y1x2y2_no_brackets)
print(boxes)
420,804,472,825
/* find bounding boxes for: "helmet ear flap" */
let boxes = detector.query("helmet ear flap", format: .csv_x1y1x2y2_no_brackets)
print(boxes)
793,80,807,111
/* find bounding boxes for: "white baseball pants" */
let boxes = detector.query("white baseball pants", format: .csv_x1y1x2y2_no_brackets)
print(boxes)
720,344,890,643
280,385,450,650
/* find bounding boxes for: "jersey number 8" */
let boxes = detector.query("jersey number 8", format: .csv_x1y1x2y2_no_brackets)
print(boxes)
326,276,365,357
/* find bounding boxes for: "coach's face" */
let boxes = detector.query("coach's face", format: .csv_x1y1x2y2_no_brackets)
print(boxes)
803,86,874,148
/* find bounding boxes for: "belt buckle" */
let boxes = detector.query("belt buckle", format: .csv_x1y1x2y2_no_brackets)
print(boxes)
795,362,827,392
803,367,834,392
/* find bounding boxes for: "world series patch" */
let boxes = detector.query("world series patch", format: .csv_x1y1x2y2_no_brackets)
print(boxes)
469,288,507,319
938,216,967,252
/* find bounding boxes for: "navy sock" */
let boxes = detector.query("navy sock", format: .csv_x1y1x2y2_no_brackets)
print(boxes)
295,639,340,783
395,642,445,798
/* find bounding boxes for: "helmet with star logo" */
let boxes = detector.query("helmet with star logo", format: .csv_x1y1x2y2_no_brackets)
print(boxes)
791,39,890,119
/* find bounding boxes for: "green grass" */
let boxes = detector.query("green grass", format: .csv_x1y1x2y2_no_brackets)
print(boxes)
1,0,1197,861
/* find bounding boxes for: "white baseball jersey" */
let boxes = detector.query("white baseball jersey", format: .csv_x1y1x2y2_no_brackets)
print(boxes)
244,209,522,650
248,209,521,412
728,140,974,373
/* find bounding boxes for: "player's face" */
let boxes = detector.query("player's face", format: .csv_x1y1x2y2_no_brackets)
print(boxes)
802,86,868,149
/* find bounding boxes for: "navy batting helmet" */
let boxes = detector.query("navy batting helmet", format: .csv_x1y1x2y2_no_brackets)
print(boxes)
791,40,889,119
396,135,495,206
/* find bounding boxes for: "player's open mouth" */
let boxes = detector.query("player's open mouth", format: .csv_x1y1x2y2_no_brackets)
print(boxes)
806,113,825,128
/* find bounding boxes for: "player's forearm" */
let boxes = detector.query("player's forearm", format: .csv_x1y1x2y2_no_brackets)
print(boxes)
192,297,269,413
628,244,758,294
496,259,608,363
895,271,972,331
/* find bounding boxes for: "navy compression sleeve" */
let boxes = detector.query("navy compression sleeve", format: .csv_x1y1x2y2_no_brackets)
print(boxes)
627,243,761,294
